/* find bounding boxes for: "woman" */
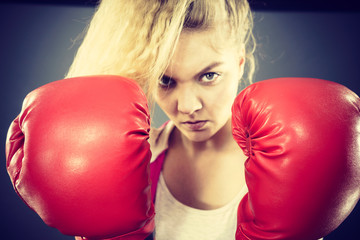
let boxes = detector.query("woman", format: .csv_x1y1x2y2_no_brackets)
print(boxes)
7,0,358,239
66,0,255,238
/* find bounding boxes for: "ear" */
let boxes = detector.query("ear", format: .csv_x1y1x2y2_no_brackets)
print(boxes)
238,45,246,78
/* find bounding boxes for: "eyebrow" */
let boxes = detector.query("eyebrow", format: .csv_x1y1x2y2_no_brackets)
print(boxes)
196,61,224,78
163,61,224,81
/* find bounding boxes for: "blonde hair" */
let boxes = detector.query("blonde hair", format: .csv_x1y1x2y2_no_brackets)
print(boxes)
66,0,255,103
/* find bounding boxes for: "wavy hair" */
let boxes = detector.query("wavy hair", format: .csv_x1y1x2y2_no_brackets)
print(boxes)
66,0,256,103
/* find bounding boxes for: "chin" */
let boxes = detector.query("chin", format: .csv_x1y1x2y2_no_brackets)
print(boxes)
184,129,215,143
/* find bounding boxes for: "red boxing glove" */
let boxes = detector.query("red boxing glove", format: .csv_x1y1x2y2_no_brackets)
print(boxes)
232,78,360,240
6,76,154,239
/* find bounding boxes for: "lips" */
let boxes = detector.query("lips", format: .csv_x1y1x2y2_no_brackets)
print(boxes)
181,120,208,131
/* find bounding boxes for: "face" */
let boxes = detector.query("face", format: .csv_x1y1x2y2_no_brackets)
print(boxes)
154,29,245,143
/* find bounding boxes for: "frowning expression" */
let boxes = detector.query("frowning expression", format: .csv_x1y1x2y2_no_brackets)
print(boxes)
155,29,245,142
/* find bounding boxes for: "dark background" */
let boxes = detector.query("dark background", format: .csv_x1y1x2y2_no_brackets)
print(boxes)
1,0,359,239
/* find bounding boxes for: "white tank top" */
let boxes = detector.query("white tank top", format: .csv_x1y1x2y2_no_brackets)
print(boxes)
154,172,248,240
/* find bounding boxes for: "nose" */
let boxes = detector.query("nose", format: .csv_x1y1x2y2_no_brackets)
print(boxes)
176,85,202,115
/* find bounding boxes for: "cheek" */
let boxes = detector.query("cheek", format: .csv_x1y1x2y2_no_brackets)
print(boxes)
207,78,239,117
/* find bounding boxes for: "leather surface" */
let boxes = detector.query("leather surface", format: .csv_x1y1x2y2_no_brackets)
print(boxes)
6,76,154,239
232,78,360,240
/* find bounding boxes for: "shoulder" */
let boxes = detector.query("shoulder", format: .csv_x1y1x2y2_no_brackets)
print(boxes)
149,121,175,163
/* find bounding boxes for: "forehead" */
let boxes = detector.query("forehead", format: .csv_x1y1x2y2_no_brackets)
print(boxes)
166,29,238,75
180,28,234,53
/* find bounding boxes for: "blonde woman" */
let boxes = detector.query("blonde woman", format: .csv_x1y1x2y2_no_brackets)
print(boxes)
6,0,359,240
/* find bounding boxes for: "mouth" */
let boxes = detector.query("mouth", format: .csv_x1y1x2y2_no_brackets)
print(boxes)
181,120,208,131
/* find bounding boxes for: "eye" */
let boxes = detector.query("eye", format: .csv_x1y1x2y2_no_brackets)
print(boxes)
200,72,220,83
159,75,176,89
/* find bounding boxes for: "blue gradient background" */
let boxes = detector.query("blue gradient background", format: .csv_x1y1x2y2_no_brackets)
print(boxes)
0,2,359,239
